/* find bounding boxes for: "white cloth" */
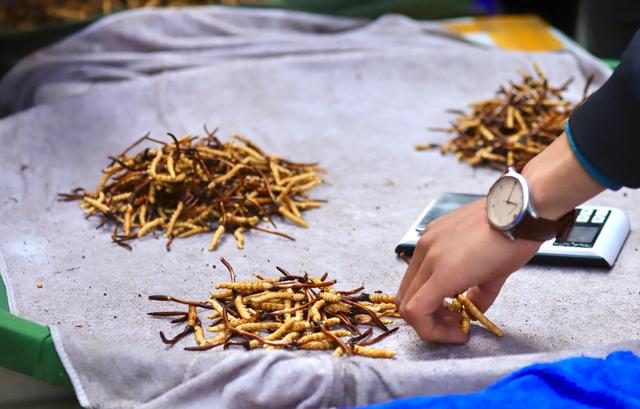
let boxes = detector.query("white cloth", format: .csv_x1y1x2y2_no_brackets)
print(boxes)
1,6,638,409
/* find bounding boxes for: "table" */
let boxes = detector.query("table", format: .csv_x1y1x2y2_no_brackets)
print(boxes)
0,11,620,387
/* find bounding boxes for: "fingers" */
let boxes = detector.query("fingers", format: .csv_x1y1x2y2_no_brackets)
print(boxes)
398,200,482,305
396,233,430,305
437,305,464,325
466,273,511,313
411,316,468,344
403,304,468,344
400,272,468,344
401,250,436,309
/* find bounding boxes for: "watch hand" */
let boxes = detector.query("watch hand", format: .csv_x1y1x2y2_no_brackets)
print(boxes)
506,182,516,202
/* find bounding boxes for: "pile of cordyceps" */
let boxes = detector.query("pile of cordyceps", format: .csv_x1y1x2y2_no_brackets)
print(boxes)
59,129,324,251
0,0,263,31
148,259,401,358
418,63,592,170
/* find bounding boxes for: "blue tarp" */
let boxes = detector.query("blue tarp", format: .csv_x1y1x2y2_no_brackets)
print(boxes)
356,351,640,409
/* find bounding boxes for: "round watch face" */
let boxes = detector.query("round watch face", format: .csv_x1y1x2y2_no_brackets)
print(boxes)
487,176,525,229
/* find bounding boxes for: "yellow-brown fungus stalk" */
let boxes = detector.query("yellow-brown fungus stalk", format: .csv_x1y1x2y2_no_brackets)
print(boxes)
147,258,402,357
59,129,324,251
447,294,503,337
420,64,592,170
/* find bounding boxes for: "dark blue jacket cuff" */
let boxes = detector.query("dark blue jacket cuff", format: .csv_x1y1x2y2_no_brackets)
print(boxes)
565,122,622,191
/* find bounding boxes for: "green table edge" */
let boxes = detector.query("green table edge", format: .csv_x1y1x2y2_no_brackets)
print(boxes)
0,274,8,312
602,59,620,69
0,274,71,385
0,54,622,386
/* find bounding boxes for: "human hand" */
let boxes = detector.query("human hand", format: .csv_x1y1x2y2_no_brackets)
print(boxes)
396,133,606,344
396,199,542,343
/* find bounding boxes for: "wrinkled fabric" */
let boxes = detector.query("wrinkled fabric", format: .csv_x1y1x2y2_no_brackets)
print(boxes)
1,6,638,409
49,330,640,409
0,7,609,115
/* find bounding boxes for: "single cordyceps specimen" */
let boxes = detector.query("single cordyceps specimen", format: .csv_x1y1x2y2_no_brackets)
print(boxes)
59,129,324,251
148,258,401,358
446,294,503,337
418,63,592,170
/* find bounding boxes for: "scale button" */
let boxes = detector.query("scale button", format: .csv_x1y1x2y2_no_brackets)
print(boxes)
594,209,610,218
591,214,606,224
576,209,593,223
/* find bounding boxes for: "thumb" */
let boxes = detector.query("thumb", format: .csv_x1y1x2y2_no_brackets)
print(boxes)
465,272,511,313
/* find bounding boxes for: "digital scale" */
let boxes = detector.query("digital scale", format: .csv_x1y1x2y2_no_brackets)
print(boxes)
396,192,631,268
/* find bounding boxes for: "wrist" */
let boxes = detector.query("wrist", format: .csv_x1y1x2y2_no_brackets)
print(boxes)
521,133,605,220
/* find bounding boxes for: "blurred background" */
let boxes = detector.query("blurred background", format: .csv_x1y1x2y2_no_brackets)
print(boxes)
1,0,639,78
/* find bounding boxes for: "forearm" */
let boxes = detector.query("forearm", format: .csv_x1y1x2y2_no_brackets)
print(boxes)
522,29,640,219
521,133,605,220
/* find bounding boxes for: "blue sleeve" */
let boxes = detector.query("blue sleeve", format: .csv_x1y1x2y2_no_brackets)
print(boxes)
353,351,640,409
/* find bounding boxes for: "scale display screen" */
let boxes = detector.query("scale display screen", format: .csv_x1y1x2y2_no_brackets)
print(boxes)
565,225,600,244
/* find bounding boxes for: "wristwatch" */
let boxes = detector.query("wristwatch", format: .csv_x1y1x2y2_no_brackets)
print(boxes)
485,166,576,241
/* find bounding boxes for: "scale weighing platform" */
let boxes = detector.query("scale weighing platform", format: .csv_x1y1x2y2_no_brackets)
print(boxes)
396,192,631,268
